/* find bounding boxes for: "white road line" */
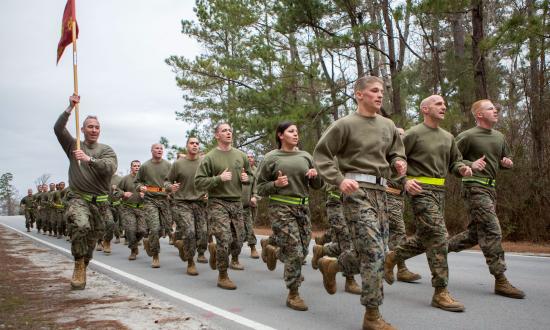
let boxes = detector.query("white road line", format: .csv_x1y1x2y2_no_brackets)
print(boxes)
1,223,276,330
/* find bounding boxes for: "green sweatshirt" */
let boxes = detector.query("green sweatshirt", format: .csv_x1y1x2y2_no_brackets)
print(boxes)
20,196,33,209
110,174,122,202
241,165,258,207
135,159,171,198
404,123,465,190
194,147,252,201
54,111,117,196
32,192,42,208
164,157,205,201
313,112,406,191
456,126,511,187
118,174,143,204
257,149,324,200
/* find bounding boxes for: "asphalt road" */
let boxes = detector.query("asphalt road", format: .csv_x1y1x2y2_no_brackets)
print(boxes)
2,215,549,330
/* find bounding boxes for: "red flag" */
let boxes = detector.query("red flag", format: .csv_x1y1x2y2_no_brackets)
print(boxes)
56,0,79,64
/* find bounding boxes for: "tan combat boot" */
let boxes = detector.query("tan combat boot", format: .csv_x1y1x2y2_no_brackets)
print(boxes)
362,307,396,330
260,238,268,263
495,274,525,299
217,270,237,290
128,247,138,260
318,257,340,295
151,254,160,268
265,245,278,271
345,275,361,295
96,241,103,251
196,252,208,264
114,237,120,244
396,261,421,283
250,245,259,259
311,244,325,270
431,287,465,312
187,258,198,276
102,240,112,254
208,242,217,270
70,258,87,290
143,238,153,257
286,287,308,311
229,256,244,270
174,240,187,262
383,251,397,285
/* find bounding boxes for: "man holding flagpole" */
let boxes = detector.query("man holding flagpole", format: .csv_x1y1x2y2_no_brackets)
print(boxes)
55,0,117,290
54,95,117,290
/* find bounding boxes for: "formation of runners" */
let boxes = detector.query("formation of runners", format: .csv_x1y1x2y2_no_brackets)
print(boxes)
18,76,526,330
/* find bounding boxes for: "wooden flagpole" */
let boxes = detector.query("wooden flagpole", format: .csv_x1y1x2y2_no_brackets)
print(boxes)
71,19,80,152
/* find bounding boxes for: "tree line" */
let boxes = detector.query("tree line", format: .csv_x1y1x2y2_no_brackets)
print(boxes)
165,1,545,241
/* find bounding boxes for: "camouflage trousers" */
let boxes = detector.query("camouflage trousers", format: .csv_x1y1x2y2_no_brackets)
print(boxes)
143,197,171,255
54,208,66,236
120,205,147,250
394,189,448,288
49,209,58,234
172,200,208,259
339,188,388,307
24,209,34,229
387,193,406,250
242,206,257,246
268,203,311,290
65,192,112,260
110,206,122,238
208,199,245,272
323,197,354,277
448,186,506,276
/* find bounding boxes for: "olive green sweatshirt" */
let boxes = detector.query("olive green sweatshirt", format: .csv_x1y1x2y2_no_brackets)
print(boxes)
404,123,465,190
54,111,117,196
313,112,406,191
164,157,205,201
110,174,122,202
118,174,143,204
241,165,258,207
194,147,252,201
256,149,324,199
135,159,171,198
456,126,511,187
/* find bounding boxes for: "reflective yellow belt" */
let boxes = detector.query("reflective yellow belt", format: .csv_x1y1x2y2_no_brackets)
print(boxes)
270,195,309,205
111,200,121,206
53,203,65,209
462,177,496,187
406,176,446,186
76,192,109,204
328,191,341,200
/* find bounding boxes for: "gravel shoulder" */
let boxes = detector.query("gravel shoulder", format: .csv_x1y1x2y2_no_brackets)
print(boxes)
0,226,213,330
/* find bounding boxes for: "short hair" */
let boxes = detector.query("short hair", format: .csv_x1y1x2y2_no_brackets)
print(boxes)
471,99,492,117
130,160,141,166
151,143,163,150
214,122,230,133
354,76,384,94
420,95,443,110
83,115,99,127
186,136,199,144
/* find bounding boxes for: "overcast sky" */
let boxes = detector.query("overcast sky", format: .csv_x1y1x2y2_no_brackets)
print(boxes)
0,0,200,196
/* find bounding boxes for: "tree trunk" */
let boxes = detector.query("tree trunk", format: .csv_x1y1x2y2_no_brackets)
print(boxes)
381,0,402,116
471,0,488,99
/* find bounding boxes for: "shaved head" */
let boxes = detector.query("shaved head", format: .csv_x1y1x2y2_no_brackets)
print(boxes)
420,95,443,110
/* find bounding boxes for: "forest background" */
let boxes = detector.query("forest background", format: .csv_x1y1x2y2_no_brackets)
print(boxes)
162,0,549,242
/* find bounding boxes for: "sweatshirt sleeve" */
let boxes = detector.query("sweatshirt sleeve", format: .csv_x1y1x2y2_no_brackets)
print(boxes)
449,139,466,177
255,156,278,197
313,124,346,187
90,146,117,177
194,157,222,191
53,111,75,158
